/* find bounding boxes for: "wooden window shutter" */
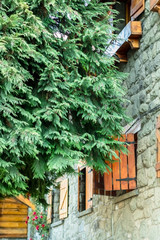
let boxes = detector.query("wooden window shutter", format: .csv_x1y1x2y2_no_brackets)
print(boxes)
156,116,160,177
104,134,137,191
78,167,80,211
85,167,93,210
47,190,52,224
59,179,68,219
130,0,145,20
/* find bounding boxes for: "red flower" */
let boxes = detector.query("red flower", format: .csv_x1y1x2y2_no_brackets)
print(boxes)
42,234,44,237
30,238,32,240
25,221,28,224
32,218,35,221
36,225,39,230
42,224,45,228
33,211,36,215
27,216,29,220
35,216,38,219
40,215,43,219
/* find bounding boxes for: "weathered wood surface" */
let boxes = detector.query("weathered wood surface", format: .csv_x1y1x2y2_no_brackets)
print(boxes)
0,198,28,238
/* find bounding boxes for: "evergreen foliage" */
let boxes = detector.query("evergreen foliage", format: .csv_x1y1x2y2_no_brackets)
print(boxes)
0,0,128,202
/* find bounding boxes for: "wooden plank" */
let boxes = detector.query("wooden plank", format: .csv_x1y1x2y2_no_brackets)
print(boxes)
0,215,27,222
127,134,136,189
130,21,142,37
112,143,120,190
0,228,27,234
157,116,160,177
47,190,52,224
0,203,27,209
0,198,17,203
0,222,27,228
156,162,160,171
120,135,128,190
16,195,35,210
78,167,80,211
104,161,112,191
130,0,145,19
126,2,131,24
150,0,160,10
85,167,93,210
0,234,27,238
59,179,68,219
0,208,28,215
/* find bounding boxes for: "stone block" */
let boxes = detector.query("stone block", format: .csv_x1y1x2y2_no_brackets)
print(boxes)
141,148,151,168
139,103,148,114
129,198,137,212
137,168,148,187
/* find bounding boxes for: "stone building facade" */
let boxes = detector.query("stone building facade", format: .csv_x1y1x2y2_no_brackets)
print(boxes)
49,0,160,239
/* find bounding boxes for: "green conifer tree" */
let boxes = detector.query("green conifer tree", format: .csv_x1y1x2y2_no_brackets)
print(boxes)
0,0,128,202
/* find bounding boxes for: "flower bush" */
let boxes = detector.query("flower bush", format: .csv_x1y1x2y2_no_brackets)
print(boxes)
26,208,49,239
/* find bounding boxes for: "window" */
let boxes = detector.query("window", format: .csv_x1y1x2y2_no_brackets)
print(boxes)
47,178,68,223
78,133,138,211
78,167,105,212
104,133,137,195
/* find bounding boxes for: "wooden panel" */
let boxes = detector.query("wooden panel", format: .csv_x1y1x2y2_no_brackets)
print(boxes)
47,190,52,224
112,149,120,191
0,222,27,228
0,215,27,222
93,170,104,195
156,116,160,177
130,0,145,19
0,208,28,215
127,134,136,189
104,161,112,191
59,179,68,219
0,234,27,238
0,203,27,209
85,167,93,210
78,167,80,211
120,135,128,190
0,198,17,203
150,0,160,12
0,228,27,234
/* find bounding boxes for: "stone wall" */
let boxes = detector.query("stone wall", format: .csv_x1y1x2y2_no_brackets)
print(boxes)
49,0,160,239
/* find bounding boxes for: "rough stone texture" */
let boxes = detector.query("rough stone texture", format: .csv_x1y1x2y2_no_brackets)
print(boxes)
49,1,160,239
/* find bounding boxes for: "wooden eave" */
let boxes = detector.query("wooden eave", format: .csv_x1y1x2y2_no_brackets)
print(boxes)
15,195,35,210
106,21,142,62
150,0,160,13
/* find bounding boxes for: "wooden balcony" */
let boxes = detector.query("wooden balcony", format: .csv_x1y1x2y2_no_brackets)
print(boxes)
106,21,142,63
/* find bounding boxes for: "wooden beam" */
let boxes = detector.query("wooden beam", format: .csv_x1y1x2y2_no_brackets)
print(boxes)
0,228,27,234
0,208,28,215
128,38,140,49
156,162,160,171
116,53,128,63
16,195,35,210
150,0,160,13
106,21,142,63
0,203,27,209
0,222,27,228
0,234,27,238
0,215,27,222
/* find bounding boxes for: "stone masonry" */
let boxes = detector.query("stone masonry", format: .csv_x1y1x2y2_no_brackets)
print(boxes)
50,0,160,239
